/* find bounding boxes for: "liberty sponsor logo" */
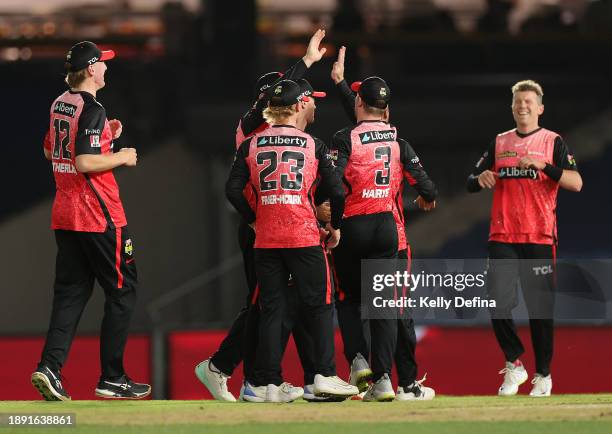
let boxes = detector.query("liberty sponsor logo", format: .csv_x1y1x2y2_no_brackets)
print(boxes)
498,166,538,180
359,130,395,144
53,102,77,118
496,151,517,159
362,188,389,199
261,194,302,205
257,136,307,148
52,162,77,174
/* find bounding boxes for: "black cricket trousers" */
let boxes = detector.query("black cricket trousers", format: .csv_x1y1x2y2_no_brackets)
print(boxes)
39,226,137,380
332,212,398,382
210,220,316,384
250,245,336,386
487,241,556,376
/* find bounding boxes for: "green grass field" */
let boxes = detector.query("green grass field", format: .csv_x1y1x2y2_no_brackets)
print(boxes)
2,395,612,434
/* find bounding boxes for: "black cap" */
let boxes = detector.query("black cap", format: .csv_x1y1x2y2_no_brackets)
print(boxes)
268,80,304,107
65,41,115,73
255,71,284,95
296,78,327,102
351,76,390,109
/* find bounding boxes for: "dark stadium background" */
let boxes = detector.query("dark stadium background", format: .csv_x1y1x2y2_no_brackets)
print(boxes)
1,0,611,399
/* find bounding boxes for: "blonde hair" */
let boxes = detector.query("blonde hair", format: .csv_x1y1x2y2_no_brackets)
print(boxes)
512,80,543,104
263,105,297,124
65,67,89,88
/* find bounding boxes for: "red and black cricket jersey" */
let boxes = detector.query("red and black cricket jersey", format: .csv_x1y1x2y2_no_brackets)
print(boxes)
43,90,126,232
468,127,578,244
331,121,437,226
226,125,345,249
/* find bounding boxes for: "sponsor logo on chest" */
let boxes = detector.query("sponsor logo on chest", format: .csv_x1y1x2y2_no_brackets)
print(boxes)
359,130,396,144
498,166,538,180
257,136,307,147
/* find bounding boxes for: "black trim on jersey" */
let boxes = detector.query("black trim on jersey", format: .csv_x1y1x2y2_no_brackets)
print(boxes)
398,138,437,202
467,133,578,193
226,140,256,224
515,127,542,139
336,79,356,124
75,96,106,156
239,60,308,138
84,174,115,230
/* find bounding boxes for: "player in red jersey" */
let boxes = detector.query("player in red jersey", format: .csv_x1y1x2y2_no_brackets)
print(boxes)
330,46,436,400
32,41,150,401
226,80,359,403
329,76,437,401
467,80,582,397
194,31,331,402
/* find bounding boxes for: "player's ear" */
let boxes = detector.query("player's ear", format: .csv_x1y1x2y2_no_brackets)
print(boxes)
87,64,95,77
538,104,544,115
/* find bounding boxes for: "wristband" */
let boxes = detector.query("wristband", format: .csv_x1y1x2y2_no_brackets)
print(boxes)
542,163,562,182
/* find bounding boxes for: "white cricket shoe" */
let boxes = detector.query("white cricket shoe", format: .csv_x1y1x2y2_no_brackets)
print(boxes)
349,353,373,392
363,373,396,402
194,359,236,402
303,384,348,402
266,382,303,403
498,360,528,396
529,374,552,397
396,374,435,401
241,381,267,403
314,374,359,398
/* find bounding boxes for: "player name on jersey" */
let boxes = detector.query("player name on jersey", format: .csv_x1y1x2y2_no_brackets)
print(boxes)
362,188,390,198
52,162,77,174
261,194,302,205
498,166,538,180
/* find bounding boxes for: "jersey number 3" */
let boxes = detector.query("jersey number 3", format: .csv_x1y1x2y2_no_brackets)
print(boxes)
374,146,391,186
257,150,305,192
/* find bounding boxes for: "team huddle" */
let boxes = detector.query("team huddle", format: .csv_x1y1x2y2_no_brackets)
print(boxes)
33,29,581,403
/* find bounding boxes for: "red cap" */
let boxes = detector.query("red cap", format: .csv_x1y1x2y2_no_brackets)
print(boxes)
100,50,115,62
350,81,362,92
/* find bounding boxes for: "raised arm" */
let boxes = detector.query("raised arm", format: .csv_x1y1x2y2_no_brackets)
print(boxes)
240,29,328,137
331,46,357,124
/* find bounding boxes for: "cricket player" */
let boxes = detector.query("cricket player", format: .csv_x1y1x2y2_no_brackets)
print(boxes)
329,75,437,401
195,30,330,402
226,80,359,402
467,80,582,397
33,41,150,400
329,46,436,401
